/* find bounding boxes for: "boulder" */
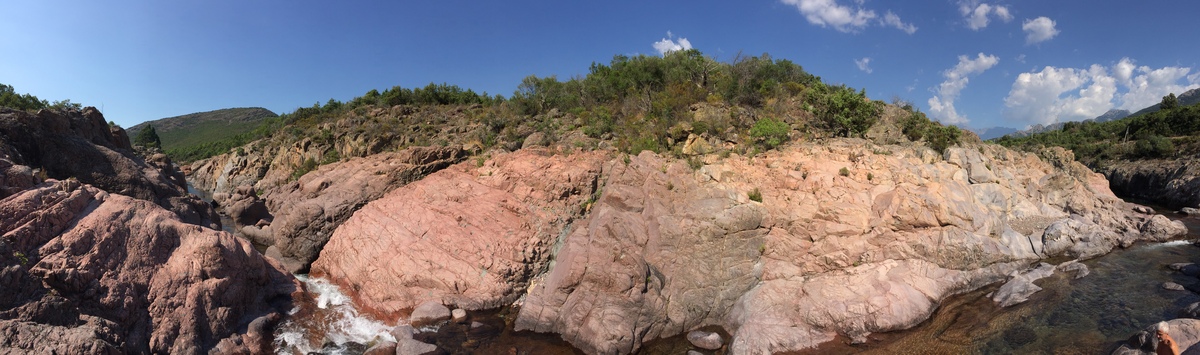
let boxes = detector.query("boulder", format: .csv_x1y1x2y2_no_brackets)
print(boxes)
1181,207,1200,215
687,330,724,350
1141,215,1188,242
1171,263,1200,278
409,301,451,327
1057,260,1090,279
0,181,298,353
992,263,1057,307
266,146,463,273
309,149,605,319
452,308,467,323
1164,282,1187,291
395,338,437,355
363,340,396,355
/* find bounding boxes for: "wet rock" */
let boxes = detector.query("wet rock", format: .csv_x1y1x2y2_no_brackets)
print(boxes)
992,263,1057,307
1170,263,1200,277
687,330,724,350
1183,303,1200,318
1133,205,1154,214
452,308,467,323
1113,318,1200,354
1057,261,1090,279
410,301,451,327
1140,215,1187,242
1003,326,1037,347
396,338,438,355
1163,282,1186,291
1181,207,1200,215
363,340,397,355
391,325,417,340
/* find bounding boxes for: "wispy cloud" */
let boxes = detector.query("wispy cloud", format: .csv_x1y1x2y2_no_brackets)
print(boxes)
881,11,917,34
1004,58,1200,126
928,53,1000,125
780,0,914,34
958,0,1013,30
1022,17,1059,44
855,57,873,74
652,31,692,55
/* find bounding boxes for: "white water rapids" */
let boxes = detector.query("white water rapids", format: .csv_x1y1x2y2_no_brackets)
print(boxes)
274,275,397,354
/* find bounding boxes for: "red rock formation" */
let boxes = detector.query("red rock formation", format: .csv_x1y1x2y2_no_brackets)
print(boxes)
0,180,299,353
309,148,606,320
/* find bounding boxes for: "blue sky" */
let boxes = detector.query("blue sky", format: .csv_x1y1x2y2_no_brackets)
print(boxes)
2,0,1199,130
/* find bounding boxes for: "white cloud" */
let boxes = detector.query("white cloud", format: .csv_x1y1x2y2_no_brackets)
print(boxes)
781,0,876,33
855,57,872,73
958,1,1012,30
928,53,1000,124
881,11,918,34
781,0,916,34
1003,58,1200,126
652,31,692,55
1022,17,1059,44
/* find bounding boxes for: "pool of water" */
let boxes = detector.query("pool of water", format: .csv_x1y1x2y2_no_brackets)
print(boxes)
790,214,1200,355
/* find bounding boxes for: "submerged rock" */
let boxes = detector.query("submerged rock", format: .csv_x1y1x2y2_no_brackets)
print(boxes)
687,330,724,350
992,263,1057,307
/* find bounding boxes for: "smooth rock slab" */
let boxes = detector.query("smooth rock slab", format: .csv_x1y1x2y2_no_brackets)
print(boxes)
409,301,451,327
687,330,724,350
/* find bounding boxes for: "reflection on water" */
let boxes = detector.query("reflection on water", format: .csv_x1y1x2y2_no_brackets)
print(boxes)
792,222,1200,354
184,182,236,234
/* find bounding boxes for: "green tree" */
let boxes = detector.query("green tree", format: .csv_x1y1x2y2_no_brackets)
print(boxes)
134,125,162,148
1162,93,1179,110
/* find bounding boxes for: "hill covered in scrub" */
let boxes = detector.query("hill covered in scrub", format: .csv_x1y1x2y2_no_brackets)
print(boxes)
126,107,277,157
184,50,966,190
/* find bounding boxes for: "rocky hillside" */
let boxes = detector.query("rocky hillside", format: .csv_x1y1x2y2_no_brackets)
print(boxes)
126,107,277,158
174,51,1190,353
998,93,1200,210
0,107,299,353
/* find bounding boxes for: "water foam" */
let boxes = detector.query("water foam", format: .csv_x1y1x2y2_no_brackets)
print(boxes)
274,275,397,354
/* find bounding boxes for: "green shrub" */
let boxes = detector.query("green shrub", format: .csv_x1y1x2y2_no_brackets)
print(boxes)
926,125,961,153
1135,135,1174,157
750,117,790,149
748,188,763,202
839,167,850,177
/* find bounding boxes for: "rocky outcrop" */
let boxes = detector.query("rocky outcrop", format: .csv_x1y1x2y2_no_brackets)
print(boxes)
0,180,298,353
301,138,1175,354
990,263,1056,307
0,107,219,228
1105,158,1200,210
509,142,1169,354
309,148,606,319
254,146,463,273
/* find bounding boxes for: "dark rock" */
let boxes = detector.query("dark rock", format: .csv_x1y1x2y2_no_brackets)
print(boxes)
1003,326,1037,347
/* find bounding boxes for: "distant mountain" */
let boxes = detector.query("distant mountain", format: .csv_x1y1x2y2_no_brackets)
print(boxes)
973,126,1019,140
127,107,277,152
1129,88,1200,117
1093,109,1131,123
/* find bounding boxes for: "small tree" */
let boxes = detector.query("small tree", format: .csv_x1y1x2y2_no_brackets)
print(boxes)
1162,93,1179,110
750,117,790,149
133,125,162,148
